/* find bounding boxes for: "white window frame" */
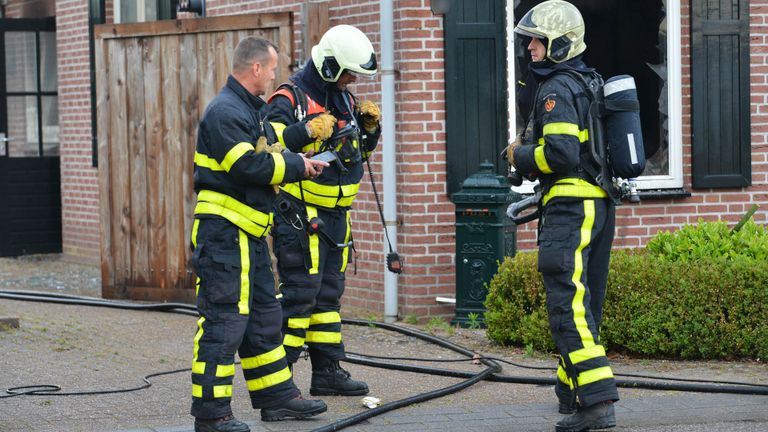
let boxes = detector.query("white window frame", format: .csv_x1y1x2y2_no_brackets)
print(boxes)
506,0,683,193
114,0,150,24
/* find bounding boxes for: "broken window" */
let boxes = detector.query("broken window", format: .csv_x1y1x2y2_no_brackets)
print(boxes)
511,0,674,182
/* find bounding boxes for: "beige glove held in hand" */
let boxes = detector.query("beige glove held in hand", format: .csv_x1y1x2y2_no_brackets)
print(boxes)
359,100,381,133
306,113,337,141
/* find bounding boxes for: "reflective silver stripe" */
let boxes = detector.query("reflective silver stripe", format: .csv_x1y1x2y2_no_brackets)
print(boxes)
627,133,638,165
603,77,635,97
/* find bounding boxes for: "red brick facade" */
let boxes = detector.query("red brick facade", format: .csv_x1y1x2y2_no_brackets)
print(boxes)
25,1,768,316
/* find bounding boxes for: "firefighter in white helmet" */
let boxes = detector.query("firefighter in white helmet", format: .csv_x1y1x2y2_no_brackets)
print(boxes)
509,2,619,431
267,24,380,400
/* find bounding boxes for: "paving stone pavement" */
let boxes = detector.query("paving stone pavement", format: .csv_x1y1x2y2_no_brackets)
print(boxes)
1,255,767,432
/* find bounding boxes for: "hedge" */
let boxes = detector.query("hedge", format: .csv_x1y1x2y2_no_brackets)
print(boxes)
484,220,768,360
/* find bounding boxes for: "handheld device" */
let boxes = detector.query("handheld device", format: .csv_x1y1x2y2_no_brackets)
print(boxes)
311,151,338,164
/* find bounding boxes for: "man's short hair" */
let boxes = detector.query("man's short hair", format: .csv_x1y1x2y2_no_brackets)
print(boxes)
232,37,277,73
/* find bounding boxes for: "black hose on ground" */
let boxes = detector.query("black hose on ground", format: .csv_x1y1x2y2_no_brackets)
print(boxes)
1,289,767,432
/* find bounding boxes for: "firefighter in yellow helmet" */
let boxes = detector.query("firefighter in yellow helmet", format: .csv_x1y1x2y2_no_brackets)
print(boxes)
266,24,380,398
509,2,619,431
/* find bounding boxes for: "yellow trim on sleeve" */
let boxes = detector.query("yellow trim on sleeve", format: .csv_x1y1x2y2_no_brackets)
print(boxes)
534,145,554,174
271,122,287,146
221,142,255,172
270,152,286,184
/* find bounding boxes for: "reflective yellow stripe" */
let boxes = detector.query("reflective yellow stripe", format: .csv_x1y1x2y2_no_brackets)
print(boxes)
246,367,292,391
305,331,342,344
577,366,614,387
281,181,360,208
542,178,607,205
192,361,206,375
191,219,200,248
238,230,250,315
195,202,272,238
222,142,255,172
339,183,359,207
192,384,203,398
288,317,310,329
534,145,554,174
307,206,320,275
310,311,341,325
271,122,287,146
557,365,573,389
195,190,272,238
270,152,286,184
283,333,304,347
194,151,225,171
241,345,286,369
192,219,201,296
213,385,232,398
301,141,322,153
340,211,351,273
569,345,606,365
197,190,271,227
572,200,596,347
542,122,589,142
193,317,205,362
216,364,236,377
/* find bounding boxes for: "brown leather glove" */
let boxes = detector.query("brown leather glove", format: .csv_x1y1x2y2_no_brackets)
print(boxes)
306,113,337,141
359,100,381,133
506,141,520,168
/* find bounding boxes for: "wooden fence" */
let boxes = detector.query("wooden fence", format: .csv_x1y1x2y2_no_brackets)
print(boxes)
95,13,293,302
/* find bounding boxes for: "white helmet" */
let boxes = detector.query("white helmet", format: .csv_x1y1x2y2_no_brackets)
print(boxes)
312,24,377,82
514,0,586,63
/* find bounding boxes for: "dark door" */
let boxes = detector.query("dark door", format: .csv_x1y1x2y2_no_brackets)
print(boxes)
445,0,508,196
0,17,61,257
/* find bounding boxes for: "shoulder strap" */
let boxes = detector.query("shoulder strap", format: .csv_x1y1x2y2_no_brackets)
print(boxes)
268,83,310,121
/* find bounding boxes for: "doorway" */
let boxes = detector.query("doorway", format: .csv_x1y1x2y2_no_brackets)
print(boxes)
0,17,60,257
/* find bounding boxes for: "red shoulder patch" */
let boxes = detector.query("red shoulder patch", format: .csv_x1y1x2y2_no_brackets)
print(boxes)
544,98,556,112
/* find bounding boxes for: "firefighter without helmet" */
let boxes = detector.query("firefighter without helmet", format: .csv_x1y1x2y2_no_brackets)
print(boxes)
514,0,586,63
312,24,378,82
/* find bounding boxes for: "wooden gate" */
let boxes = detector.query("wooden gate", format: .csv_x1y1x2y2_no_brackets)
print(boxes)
95,13,293,302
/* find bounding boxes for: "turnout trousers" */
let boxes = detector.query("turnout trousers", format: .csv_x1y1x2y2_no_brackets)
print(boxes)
538,197,620,408
272,202,352,364
190,217,299,420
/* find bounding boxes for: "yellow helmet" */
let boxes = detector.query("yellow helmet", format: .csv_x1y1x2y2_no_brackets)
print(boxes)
312,25,377,82
514,0,586,63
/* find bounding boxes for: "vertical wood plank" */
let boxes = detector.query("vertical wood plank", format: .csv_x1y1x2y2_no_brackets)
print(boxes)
180,33,199,290
198,32,217,115
142,35,166,290
302,1,329,60
161,35,183,291
126,37,149,288
95,37,114,292
108,40,131,294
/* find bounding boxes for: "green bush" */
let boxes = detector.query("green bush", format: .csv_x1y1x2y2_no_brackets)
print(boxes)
485,220,768,360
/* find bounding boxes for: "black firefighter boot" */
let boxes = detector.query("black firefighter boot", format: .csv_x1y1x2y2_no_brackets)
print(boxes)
555,401,616,432
194,415,250,432
309,356,369,396
260,395,327,422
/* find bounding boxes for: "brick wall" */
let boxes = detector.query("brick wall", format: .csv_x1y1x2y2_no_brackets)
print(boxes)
54,0,101,263
51,0,767,316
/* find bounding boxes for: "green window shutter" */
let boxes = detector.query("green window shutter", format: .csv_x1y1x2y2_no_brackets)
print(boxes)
691,0,751,188
445,0,508,196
